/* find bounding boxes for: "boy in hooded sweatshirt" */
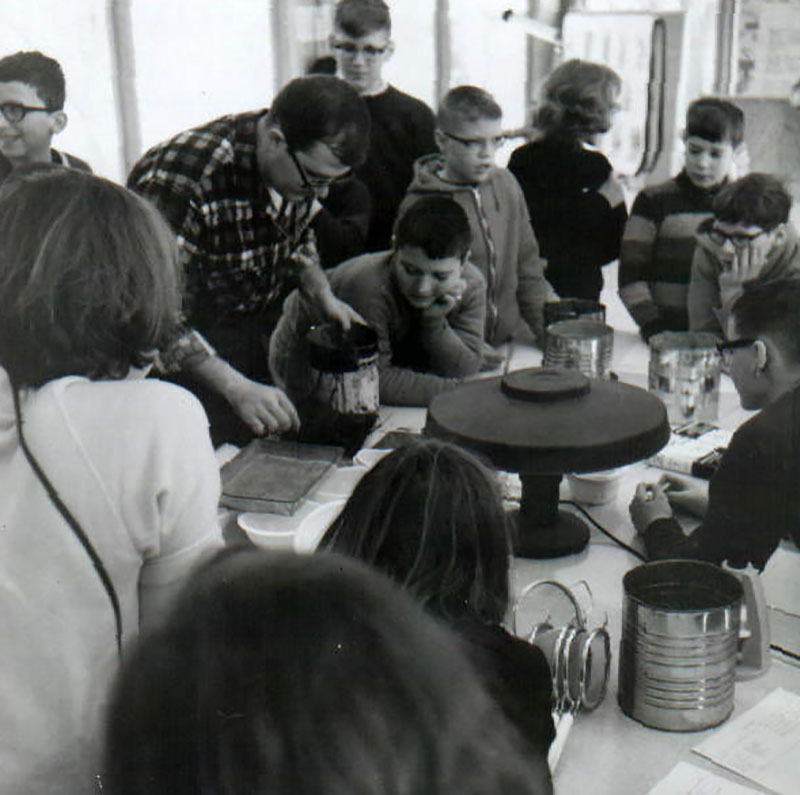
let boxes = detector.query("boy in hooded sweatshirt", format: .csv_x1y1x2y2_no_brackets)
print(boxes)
399,86,552,348
689,173,800,336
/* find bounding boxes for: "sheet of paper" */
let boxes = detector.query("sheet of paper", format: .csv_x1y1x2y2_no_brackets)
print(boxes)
647,762,759,794
693,688,800,795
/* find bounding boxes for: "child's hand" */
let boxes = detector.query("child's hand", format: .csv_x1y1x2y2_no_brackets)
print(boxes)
629,482,673,533
658,473,708,519
420,278,466,320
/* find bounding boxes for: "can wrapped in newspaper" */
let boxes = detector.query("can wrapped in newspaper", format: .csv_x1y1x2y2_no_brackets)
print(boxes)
648,332,721,425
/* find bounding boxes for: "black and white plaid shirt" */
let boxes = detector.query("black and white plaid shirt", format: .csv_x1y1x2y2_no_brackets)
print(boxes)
128,111,318,370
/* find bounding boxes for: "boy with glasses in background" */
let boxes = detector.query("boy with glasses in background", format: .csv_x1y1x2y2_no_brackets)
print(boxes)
689,173,800,335
619,98,744,341
401,86,552,348
331,0,436,252
0,50,91,183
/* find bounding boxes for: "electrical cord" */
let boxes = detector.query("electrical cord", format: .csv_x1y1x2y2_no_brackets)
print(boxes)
559,499,647,562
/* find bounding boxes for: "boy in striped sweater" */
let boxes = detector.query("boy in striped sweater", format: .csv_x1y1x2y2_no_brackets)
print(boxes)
619,98,744,340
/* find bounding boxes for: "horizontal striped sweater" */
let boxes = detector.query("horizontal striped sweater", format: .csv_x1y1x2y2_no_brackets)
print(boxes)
618,170,725,338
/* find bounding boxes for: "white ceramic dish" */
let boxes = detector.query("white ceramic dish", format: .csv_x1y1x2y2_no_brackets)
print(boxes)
567,469,624,506
238,499,346,553
352,447,392,468
311,465,368,501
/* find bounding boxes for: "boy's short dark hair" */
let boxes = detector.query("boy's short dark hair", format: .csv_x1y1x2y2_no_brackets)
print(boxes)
334,0,391,37
685,97,744,149
0,50,65,110
712,173,791,231
732,279,800,365
394,196,472,260
437,85,502,130
266,75,370,168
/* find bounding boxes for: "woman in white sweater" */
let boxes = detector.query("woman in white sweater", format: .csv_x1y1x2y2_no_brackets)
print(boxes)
0,165,223,795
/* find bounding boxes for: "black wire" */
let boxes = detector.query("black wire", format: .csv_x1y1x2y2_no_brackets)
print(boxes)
12,384,123,657
560,500,647,562
770,644,800,663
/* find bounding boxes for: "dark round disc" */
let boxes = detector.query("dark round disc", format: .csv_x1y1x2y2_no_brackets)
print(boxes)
426,367,670,474
502,367,590,402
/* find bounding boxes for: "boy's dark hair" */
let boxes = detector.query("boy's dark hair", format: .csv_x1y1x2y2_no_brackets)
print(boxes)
322,439,511,625
394,196,472,260
266,75,370,168
334,0,391,37
685,97,744,149
0,165,182,387
0,50,65,110
712,173,791,231
536,58,622,141
437,85,502,130
732,280,800,365
105,548,543,795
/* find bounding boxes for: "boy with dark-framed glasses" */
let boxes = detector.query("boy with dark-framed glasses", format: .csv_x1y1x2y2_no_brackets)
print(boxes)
401,85,553,348
689,173,800,335
331,0,436,252
0,50,91,182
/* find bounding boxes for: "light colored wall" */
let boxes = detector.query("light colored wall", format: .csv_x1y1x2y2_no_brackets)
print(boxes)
2,0,722,183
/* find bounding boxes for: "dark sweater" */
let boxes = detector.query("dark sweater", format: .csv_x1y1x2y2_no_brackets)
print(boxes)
356,85,436,252
644,382,800,571
312,174,372,269
0,148,92,183
508,138,627,301
619,170,724,339
453,618,556,757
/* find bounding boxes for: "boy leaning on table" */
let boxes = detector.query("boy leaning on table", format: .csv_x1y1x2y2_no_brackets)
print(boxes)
269,195,486,408
688,173,800,336
630,279,800,571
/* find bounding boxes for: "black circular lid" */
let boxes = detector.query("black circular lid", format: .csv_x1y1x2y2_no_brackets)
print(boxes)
426,366,670,474
502,368,590,402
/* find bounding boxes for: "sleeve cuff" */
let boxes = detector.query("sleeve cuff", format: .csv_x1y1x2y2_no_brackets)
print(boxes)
157,329,216,373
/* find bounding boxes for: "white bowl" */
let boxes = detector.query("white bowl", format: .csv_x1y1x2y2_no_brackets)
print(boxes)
311,465,368,501
567,469,624,506
352,448,392,468
238,498,346,553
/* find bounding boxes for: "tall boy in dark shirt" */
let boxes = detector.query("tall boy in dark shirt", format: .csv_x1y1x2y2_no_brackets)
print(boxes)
331,0,436,251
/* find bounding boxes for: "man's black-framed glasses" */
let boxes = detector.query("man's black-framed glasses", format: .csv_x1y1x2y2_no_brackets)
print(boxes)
332,42,388,59
287,148,349,191
0,101,53,124
708,225,768,249
716,337,756,367
440,130,505,153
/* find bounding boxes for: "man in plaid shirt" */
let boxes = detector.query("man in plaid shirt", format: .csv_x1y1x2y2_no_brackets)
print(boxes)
128,76,369,444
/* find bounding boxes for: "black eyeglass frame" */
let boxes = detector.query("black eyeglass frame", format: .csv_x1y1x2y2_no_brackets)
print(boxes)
0,101,54,124
439,129,506,151
331,42,388,59
716,337,756,361
287,147,349,191
708,225,770,250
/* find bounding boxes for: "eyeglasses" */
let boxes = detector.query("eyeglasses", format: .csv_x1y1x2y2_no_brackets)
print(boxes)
288,147,349,191
440,130,505,153
332,42,388,59
708,226,768,249
716,337,756,367
0,101,53,124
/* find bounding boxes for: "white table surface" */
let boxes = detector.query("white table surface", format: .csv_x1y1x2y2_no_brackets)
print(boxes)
225,289,800,793
362,328,800,795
